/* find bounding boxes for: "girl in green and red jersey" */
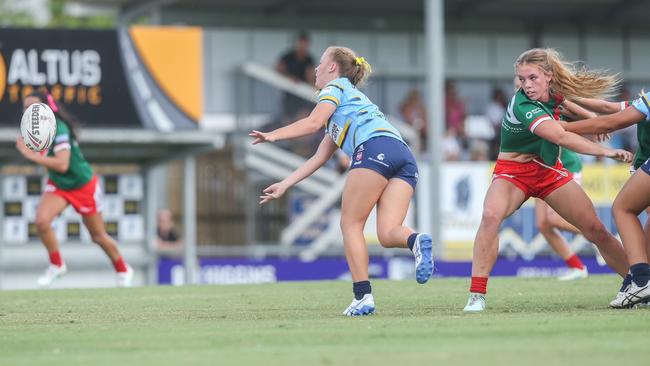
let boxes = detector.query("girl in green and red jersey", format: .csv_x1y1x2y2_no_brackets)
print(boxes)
514,78,595,281
15,90,133,288
561,93,650,307
464,48,633,312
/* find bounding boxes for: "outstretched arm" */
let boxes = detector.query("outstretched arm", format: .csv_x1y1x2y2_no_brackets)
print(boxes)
563,107,644,135
560,99,597,120
533,120,632,163
571,97,624,115
259,135,339,204
250,102,336,144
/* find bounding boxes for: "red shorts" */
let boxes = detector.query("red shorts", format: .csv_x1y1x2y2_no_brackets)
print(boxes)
45,175,103,216
493,159,573,199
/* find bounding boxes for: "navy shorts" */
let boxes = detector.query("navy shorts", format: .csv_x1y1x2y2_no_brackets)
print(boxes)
641,158,650,176
350,136,418,189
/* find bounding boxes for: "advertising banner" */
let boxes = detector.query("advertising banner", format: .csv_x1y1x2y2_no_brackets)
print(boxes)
157,256,614,285
0,27,203,129
0,28,140,127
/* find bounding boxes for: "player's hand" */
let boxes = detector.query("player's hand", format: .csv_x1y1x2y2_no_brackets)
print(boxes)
15,137,37,160
259,182,288,204
605,148,633,163
596,133,611,142
557,121,570,129
249,130,275,145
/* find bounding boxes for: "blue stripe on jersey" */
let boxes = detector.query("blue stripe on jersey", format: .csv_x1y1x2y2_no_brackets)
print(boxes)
317,77,403,156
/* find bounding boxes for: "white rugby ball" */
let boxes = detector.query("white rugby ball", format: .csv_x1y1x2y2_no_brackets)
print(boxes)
21,103,57,152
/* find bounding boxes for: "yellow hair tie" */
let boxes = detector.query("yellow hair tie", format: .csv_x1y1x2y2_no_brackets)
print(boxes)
355,56,366,66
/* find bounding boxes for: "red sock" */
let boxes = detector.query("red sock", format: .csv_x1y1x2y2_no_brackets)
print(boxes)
49,251,63,267
565,254,584,270
113,257,128,273
470,276,488,294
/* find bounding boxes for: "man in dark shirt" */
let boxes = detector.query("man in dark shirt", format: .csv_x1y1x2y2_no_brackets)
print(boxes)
276,32,315,121
156,209,183,257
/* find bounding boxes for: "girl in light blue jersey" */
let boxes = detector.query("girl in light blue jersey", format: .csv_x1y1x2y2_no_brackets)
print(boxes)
250,46,433,316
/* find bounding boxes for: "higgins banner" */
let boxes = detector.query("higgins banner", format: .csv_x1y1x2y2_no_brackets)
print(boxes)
0,27,202,130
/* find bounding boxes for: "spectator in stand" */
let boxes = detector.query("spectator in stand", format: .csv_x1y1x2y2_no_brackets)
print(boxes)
443,128,462,161
156,208,183,257
469,140,490,161
276,31,316,122
399,88,428,151
445,80,467,138
445,81,468,159
484,88,508,160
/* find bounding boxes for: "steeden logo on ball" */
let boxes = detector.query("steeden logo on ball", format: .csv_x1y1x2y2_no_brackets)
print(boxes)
21,103,56,152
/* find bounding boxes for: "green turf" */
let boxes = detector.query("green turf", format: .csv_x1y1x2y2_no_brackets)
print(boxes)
0,275,647,366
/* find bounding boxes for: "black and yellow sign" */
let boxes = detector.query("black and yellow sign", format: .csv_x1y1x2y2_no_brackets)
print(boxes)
104,175,118,194
0,28,140,127
67,222,81,239
4,201,22,216
124,200,140,215
26,176,42,196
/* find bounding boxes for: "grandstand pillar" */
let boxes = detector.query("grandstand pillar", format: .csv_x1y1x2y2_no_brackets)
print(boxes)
183,156,199,285
145,164,161,285
425,0,444,255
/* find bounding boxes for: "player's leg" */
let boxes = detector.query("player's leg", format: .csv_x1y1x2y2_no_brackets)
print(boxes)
340,168,387,315
375,177,433,284
464,179,527,312
643,207,650,262
544,181,628,277
611,169,650,307
34,192,69,287
375,178,414,249
82,213,133,287
535,199,587,280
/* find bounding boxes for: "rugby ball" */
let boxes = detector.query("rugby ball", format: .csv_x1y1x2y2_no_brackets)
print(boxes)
21,103,57,152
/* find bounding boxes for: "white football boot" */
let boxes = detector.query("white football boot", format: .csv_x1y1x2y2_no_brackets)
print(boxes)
610,282,630,309
558,267,588,281
342,294,375,316
37,264,67,288
620,281,650,308
116,265,134,288
463,292,487,312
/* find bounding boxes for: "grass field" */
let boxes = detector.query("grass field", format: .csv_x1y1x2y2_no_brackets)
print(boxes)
1,275,647,366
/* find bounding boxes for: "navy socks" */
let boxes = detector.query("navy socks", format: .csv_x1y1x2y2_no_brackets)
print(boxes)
353,280,371,300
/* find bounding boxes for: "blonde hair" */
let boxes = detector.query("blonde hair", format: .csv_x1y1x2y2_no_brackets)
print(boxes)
328,46,372,87
515,48,620,100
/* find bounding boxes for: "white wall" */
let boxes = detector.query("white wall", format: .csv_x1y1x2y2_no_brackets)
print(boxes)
204,28,650,119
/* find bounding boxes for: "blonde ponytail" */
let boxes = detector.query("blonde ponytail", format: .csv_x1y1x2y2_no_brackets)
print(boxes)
515,48,621,100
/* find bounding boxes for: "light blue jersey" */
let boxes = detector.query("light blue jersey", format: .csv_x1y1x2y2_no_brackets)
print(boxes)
318,77,403,156
631,93,650,121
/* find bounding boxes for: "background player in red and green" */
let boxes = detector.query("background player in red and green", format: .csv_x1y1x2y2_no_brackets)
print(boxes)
537,93,596,280
15,90,134,288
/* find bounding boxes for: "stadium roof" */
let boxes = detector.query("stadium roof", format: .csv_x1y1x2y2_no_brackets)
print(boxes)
70,0,650,33
0,128,224,165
